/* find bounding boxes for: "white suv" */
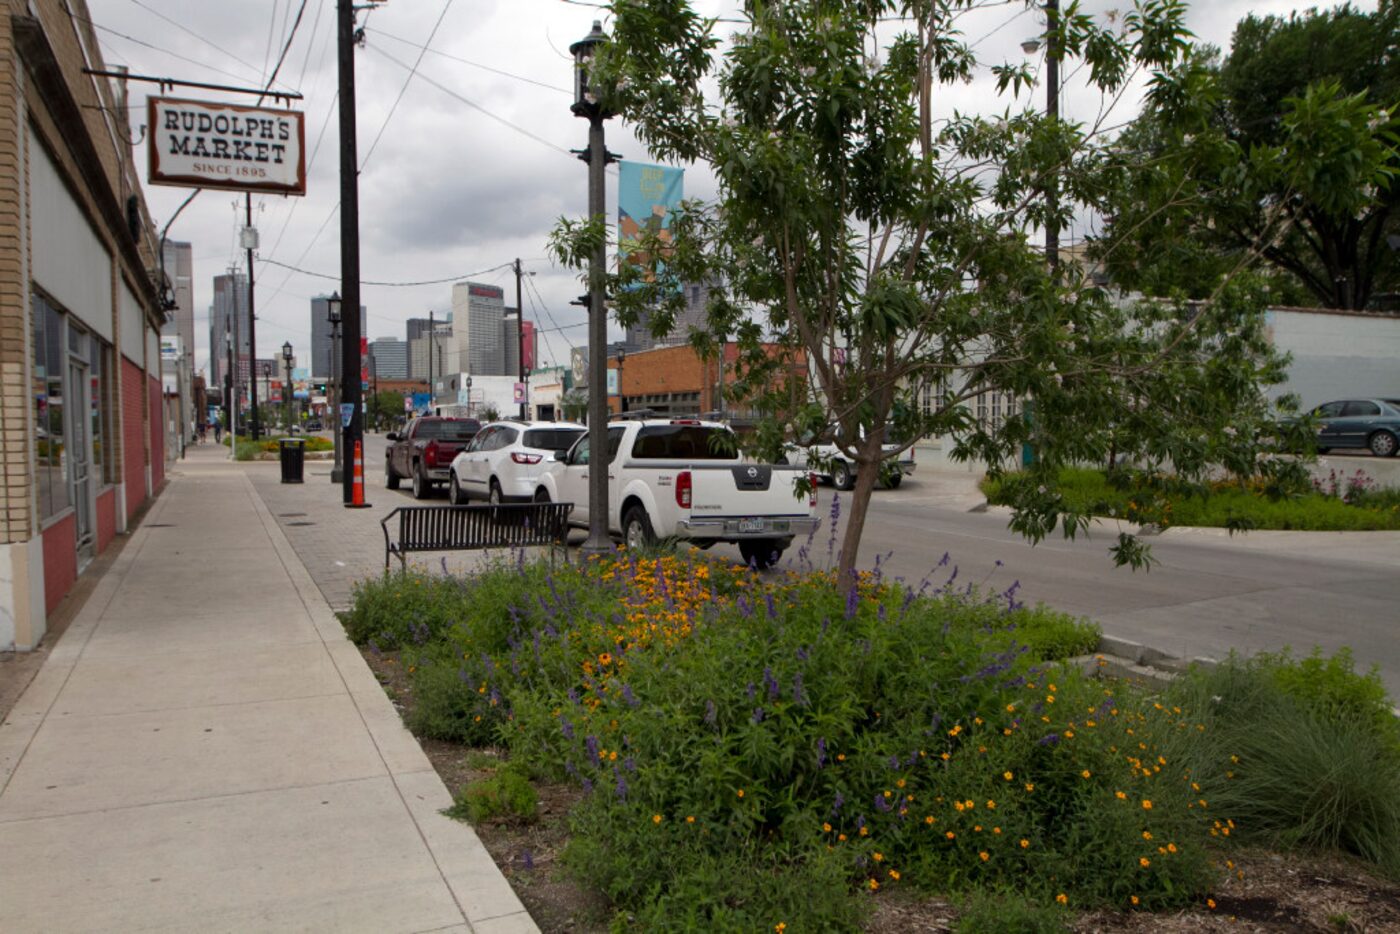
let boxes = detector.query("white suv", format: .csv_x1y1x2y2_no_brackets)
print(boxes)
447,420,586,505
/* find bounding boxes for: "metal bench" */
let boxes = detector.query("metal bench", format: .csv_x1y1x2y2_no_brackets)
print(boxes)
380,503,574,570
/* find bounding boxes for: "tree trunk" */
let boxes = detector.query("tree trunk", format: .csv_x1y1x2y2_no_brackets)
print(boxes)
836,434,885,588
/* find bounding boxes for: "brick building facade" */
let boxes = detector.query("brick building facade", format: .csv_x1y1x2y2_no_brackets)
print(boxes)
0,1,166,650
607,343,807,417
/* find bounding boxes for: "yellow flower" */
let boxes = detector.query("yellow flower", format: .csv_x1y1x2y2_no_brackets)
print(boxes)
652,814,662,824
1116,790,1127,800
868,879,879,891
1081,770,1091,779
1167,843,1177,853
1142,831,1152,841
822,822,832,833
1020,839,1030,848
1207,898,1216,910
1056,893,1068,905
986,800,996,809
979,851,990,861
1142,800,1153,810
1003,771,1014,781
1139,857,1151,868
946,831,956,840
1130,895,1140,906
737,789,745,798
873,852,883,862
859,826,869,836
888,869,900,880
686,816,696,824
1024,783,1035,792
776,924,786,933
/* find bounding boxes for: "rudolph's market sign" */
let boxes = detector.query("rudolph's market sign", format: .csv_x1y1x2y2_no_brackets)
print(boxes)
148,97,306,195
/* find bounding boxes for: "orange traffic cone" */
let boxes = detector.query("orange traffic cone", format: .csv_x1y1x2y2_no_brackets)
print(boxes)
348,438,371,508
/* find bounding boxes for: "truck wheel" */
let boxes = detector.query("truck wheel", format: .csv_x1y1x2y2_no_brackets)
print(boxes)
622,505,655,550
448,471,465,505
488,479,504,505
412,462,430,499
832,460,855,491
386,459,400,490
739,539,784,570
533,488,551,504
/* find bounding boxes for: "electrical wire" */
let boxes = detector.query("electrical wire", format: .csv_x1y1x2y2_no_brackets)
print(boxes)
361,0,457,169
84,18,275,87
260,257,515,287
366,26,571,94
125,0,266,77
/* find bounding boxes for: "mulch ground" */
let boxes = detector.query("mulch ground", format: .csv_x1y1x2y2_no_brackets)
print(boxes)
362,646,1400,934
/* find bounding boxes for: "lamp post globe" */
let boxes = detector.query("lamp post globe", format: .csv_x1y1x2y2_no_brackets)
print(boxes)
572,20,617,559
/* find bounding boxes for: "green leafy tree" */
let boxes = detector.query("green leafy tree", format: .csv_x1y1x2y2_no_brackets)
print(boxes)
366,390,405,431
552,0,1293,582
1099,5,1400,308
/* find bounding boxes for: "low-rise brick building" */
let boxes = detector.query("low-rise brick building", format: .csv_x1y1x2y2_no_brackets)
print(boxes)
608,343,806,417
0,1,166,650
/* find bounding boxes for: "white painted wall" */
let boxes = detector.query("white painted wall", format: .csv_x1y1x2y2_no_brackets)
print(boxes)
119,281,144,364
29,134,112,342
1266,309,1400,408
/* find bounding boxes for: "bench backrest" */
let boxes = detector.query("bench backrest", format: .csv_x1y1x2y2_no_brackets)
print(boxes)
385,503,572,553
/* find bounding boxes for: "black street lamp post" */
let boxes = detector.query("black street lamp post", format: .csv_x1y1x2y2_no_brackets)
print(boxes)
327,292,343,482
465,375,473,418
571,20,618,559
523,366,531,420
281,342,294,434
616,347,626,414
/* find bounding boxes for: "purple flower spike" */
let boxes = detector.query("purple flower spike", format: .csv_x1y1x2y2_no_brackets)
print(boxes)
561,717,575,740
586,735,600,761
817,737,827,768
1038,733,1060,746
831,791,845,816
704,699,717,725
764,667,780,701
874,794,890,812
751,707,766,724
621,684,640,708
521,850,535,870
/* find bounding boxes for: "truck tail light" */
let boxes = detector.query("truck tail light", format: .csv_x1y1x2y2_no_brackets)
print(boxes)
676,470,692,509
423,440,440,467
809,473,818,508
511,452,543,465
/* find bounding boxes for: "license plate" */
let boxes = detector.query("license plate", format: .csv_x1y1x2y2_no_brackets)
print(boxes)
739,518,765,533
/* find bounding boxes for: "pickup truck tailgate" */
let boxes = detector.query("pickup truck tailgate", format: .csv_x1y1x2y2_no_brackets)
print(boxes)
688,464,812,527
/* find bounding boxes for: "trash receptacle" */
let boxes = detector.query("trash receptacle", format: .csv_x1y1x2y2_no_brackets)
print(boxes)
279,438,306,484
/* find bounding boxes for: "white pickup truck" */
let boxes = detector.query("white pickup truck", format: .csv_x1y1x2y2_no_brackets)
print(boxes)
533,418,818,568
788,426,916,491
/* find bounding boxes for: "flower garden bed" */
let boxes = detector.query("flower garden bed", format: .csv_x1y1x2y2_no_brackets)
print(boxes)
346,552,1400,932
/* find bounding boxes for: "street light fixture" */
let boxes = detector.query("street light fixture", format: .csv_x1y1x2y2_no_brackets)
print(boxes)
327,292,344,482
281,341,294,434
571,19,618,559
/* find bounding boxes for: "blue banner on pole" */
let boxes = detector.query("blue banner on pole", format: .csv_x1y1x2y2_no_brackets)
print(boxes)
618,161,683,279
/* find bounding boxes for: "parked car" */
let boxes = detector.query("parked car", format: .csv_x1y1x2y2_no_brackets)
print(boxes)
304,419,323,431
785,424,915,490
533,417,818,568
447,420,586,505
385,416,481,498
1308,399,1400,457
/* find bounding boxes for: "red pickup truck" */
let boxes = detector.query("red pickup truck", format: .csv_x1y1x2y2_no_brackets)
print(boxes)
385,417,480,499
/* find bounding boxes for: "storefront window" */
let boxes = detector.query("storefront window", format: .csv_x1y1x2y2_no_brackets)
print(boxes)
32,294,70,520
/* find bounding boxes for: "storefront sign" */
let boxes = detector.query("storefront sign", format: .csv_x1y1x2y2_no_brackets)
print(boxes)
148,97,306,195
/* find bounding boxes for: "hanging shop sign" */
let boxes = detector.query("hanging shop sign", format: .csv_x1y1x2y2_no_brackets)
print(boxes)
148,97,307,195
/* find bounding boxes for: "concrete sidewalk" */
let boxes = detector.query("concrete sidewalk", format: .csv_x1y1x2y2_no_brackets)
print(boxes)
0,445,536,933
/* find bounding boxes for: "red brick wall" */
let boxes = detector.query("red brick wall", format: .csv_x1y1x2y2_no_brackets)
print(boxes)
122,357,147,520
95,486,116,554
148,375,164,489
41,511,77,614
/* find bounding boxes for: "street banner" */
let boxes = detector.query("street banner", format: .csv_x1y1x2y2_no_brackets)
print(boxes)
513,382,525,404
618,161,683,278
148,98,306,195
521,321,536,370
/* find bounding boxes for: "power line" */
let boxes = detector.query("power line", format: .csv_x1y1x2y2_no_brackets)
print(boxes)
125,0,265,77
361,0,456,168
83,18,278,88
366,26,571,94
259,257,515,287
366,43,577,159
259,0,310,104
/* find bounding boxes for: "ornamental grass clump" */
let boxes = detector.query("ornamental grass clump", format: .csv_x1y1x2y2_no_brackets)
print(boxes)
1166,651,1400,877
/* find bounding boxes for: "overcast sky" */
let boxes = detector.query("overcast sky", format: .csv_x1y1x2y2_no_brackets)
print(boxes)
83,0,1368,377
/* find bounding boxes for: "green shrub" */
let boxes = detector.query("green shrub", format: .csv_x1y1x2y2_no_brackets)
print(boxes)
983,468,1400,531
446,763,539,824
1168,653,1400,877
343,571,470,649
956,890,1067,933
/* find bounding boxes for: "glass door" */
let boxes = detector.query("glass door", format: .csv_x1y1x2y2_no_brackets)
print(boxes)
66,355,94,566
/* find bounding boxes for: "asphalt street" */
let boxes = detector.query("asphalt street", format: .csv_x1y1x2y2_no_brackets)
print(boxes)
347,431,1400,697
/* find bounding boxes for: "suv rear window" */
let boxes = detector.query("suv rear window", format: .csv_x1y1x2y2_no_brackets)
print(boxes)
524,428,584,453
415,419,479,441
633,425,738,460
